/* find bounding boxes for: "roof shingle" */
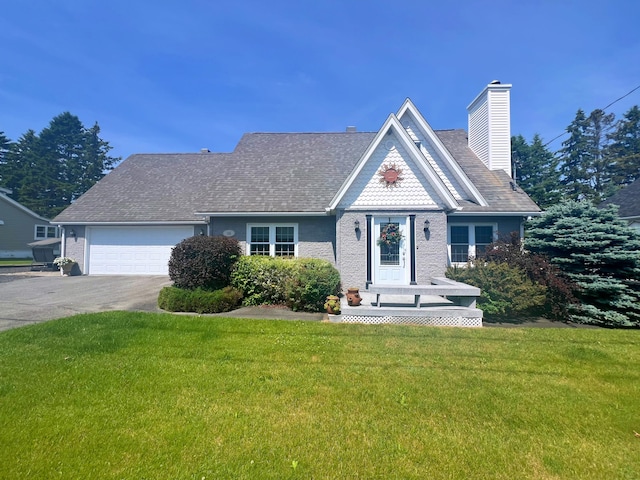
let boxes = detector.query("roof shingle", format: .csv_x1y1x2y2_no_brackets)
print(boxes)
53,129,540,223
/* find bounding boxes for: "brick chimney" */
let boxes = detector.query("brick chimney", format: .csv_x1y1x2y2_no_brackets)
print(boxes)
467,81,512,177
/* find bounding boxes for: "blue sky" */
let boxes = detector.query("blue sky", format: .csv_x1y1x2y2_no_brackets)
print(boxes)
2,1,639,161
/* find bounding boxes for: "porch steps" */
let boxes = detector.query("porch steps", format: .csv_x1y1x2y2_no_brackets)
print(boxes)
331,278,483,327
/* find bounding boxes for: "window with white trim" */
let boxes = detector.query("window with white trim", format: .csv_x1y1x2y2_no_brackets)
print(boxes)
35,225,58,240
247,224,297,257
449,224,496,264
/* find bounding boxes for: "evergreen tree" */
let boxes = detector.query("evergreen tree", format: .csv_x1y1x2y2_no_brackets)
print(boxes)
0,132,11,161
39,112,88,206
512,133,561,208
558,109,591,201
584,109,616,202
557,109,617,203
0,132,14,191
0,113,119,218
607,105,640,188
78,122,117,200
10,130,60,216
526,201,640,327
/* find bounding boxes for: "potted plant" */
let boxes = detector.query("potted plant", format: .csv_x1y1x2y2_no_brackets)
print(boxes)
324,295,341,315
53,256,76,276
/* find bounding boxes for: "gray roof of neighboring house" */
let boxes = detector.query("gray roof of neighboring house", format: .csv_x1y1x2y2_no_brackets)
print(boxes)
53,129,540,223
600,178,640,218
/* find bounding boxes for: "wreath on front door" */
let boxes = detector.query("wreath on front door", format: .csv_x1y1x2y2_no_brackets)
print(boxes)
377,223,403,247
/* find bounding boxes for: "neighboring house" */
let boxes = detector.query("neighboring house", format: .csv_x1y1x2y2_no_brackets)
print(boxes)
0,188,59,258
52,82,541,290
600,178,640,232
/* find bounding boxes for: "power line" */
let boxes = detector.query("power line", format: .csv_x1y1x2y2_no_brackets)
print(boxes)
543,83,640,148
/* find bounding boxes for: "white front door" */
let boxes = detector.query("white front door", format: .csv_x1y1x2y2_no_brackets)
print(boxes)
373,217,409,285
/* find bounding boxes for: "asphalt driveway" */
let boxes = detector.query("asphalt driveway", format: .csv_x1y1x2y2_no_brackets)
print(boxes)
0,273,172,332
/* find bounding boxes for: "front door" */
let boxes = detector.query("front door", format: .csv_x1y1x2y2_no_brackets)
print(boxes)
373,217,409,285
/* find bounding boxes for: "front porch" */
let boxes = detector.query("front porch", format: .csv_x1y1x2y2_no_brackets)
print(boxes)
331,277,483,327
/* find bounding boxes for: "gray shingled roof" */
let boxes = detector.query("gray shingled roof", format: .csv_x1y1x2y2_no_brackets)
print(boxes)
600,178,640,218
436,130,541,213
53,129,540,223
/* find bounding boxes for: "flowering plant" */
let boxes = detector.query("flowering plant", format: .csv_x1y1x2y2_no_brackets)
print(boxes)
53,256,76,267
377,223,403,247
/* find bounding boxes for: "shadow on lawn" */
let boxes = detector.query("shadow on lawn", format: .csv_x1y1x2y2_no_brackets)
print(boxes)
482,315,599,329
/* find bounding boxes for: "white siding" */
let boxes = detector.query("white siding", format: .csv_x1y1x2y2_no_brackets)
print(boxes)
338,131,441,209
467,83,512,177
468,99,489,169
488,89,511,175
401,116,467,201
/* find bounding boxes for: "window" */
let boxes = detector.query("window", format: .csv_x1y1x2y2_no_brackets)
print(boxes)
379,222,401,266
247,224,297,257
474,225,494,257
450,226,469,263
35,225,58,240
449,224,496,264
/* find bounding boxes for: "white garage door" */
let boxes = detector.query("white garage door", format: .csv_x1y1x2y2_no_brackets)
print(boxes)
88,226,194,275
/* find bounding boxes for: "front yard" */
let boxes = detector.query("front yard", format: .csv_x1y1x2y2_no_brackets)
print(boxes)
0,313,638,479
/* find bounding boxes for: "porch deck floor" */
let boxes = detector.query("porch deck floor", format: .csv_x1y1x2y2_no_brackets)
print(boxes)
336,291,483,326
341,292,453,312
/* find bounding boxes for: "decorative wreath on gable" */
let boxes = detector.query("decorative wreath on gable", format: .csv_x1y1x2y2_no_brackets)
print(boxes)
377,223,404,247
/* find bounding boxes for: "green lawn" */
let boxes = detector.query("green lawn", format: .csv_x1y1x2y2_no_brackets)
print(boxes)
1,313,638,479
0,258,32,266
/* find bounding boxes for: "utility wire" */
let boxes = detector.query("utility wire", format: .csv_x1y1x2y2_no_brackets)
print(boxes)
543,83,640,147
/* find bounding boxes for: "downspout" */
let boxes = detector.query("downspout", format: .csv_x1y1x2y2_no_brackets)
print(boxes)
60,225,66,258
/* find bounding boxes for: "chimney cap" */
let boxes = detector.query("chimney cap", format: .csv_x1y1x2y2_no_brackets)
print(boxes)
490,79,501,84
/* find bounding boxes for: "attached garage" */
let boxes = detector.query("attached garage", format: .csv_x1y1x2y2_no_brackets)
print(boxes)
87,226,194,275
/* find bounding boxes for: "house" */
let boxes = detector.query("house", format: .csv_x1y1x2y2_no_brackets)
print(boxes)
0,188,59,258
600,178,640,232
52,82,541,292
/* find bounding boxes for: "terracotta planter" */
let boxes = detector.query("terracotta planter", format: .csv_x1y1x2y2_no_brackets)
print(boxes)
325,295,340,315
346,288,362,306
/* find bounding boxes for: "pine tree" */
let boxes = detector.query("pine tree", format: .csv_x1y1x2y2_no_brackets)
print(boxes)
526,201,640,327
10,130,60,217
512,134,561,208
607,105,640,188
557,109,617,203
584,109,616,202
0,113,120,217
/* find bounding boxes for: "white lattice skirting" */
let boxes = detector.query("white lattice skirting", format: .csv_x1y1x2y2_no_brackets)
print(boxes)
337,315,482,328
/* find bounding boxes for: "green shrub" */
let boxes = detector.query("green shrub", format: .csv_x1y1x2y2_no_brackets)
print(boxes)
446,261,547,318
481,232,578,321
231,256,340,312
230,256,295,306
285,258,342,312
168,235,241,291
158,286,243,314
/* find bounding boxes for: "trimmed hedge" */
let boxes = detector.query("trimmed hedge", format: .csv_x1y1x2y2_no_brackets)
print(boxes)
286,258,342,312
158,286,243,314
231,256,340,312
168,235,241,291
